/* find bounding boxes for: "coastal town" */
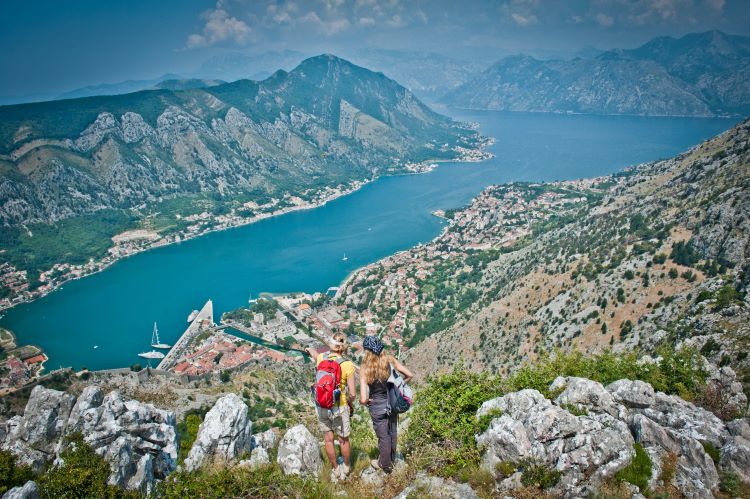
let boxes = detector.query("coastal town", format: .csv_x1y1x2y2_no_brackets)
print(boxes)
0,328,47,396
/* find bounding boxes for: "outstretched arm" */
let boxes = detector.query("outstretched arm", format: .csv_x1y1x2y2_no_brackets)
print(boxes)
391,358,414,383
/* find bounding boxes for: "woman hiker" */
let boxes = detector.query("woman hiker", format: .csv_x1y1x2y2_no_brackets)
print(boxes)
359,335,414,473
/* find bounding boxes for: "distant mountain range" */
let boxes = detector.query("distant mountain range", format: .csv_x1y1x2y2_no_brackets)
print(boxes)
346,48,487,101
441,30,750,117
0,55,479,229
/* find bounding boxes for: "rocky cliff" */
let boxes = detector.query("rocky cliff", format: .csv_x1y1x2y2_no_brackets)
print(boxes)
442,30,750,117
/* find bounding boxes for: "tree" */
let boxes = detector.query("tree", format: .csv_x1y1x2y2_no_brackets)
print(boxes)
220,371,231,383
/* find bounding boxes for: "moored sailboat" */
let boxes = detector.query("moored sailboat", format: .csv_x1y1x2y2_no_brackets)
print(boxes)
151,322,171,349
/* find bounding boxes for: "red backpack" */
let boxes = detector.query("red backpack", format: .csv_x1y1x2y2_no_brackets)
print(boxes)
313,354,346,409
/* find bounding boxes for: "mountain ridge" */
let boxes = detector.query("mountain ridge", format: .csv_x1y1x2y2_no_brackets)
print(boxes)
0,54,485,301
441,30,750,117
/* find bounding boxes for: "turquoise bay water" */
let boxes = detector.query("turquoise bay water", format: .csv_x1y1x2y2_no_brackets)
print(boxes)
0,111,737,370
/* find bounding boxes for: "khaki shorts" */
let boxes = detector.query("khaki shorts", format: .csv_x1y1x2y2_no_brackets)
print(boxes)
316,406,351,438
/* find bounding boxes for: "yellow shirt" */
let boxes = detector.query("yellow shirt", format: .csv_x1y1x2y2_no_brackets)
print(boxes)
316,352,355,407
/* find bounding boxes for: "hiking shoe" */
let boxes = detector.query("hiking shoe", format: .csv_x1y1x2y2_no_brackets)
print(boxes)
370,459,381,470
330,467,341,483
339,463,351,478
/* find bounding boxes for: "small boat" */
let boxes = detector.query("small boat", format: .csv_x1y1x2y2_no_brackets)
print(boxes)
151,322,171,349
187,310,199,322
138,350,165,360
342,253,348,261
93,345,99,349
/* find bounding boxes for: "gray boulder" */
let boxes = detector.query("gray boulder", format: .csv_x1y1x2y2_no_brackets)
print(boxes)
551,376,625,418
239,446,270,468
606,379,655,409
184,393,253,471
720,433,750,483
359,466,387,488
631,413,718,499
276,424,321,477
476,388,634,498
635,392,728,448
252,428,277,450
1,386,177,496
2,386,75,471
395,472,479,499
1,481,39,499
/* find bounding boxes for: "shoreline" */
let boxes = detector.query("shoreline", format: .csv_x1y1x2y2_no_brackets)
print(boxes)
0,147,493,315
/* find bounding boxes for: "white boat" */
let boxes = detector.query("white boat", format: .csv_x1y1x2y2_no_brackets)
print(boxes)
187,310,199,322
151,322,171,349
342,253,348,261
138,350,165,360
93,345,98,349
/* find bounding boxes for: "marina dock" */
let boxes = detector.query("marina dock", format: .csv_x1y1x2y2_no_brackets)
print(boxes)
157,299,213,370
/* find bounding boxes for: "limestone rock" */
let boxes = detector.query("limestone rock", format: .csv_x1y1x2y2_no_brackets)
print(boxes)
631,413,718,498
720,433,750,483
606,379,655,409
184,393,253,472
1,386,177,495
394,472,479,499
634,392,728,448
239,446,270,468
551,376,625,418
359,466,387,488
252,428,277,450
1,481,39,499
276,424,322,477
476,388,634,497
2,386,75,471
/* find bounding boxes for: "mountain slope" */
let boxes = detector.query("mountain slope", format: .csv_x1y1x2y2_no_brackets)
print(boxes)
401,118,750,380
0,54,479,228
442,30,750,116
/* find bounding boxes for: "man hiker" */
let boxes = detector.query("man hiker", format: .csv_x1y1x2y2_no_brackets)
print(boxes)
306,332,356,482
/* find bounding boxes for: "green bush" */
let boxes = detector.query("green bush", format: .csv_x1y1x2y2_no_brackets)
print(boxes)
519,459,561,489
701,442,720,464
177,413,203,464
158,463,331,498
0,450,35,495
402,367,502,475
37,433,135,498
615,443,652,493
713,285,742,311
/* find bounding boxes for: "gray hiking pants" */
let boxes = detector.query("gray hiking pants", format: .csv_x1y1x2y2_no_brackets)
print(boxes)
369,396,398,472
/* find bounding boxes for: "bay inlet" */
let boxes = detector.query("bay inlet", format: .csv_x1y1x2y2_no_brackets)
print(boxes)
0,110,738,370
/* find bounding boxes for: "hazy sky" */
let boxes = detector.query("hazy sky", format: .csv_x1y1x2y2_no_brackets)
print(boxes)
2,0,749,97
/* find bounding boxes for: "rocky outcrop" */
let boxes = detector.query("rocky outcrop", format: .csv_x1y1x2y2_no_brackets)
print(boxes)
1,386,75,471
276,424,321,477
184,393,253,472
476,376,750,499
1,481,39,499
477,387,634,498
0,386,177,496
394,472,479,499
